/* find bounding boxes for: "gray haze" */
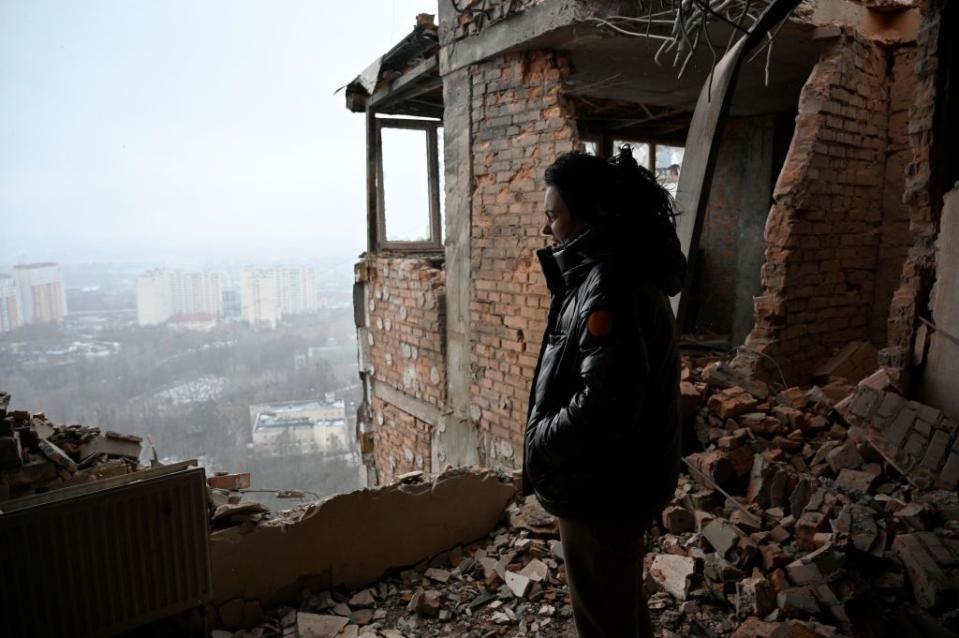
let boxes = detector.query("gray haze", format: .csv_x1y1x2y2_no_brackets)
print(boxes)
0,0,436,265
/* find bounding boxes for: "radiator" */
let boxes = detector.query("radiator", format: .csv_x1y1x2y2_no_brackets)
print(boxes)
0,464,212,637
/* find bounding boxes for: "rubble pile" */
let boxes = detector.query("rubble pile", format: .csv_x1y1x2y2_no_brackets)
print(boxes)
0,391,143,503
207,352,959,638
654,358,959,637
207,471,276,529
214,492,576,638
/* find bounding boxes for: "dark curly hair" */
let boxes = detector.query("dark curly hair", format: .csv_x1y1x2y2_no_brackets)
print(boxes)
544,145,686,295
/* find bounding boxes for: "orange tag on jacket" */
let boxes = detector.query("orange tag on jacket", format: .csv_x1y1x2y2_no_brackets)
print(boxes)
586,310,613,337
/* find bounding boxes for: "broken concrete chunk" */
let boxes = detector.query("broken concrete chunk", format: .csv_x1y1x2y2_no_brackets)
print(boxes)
296,612,349,638
504,570,531,598
702,518,745,559
518,558,549,582
77,432,141,460
424,567,451,583
347,589,375,608
35,438,77,473
649,554,697,601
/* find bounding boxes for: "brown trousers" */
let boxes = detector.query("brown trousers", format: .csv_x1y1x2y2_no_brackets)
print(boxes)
558,516,654,638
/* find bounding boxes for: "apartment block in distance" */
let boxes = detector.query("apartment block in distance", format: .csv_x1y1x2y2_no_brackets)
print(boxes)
240,267,281,330
276,266,318,315
136,270,222,326
240,266,317,329
0,275,21,333
13,262,67,326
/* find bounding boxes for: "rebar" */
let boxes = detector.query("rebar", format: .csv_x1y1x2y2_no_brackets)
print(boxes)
589,0,787,84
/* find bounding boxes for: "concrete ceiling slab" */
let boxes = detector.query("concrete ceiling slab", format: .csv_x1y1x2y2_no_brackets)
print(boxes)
564,21,827,117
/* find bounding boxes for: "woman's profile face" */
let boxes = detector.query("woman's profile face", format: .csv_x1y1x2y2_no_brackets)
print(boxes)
543,186,583,245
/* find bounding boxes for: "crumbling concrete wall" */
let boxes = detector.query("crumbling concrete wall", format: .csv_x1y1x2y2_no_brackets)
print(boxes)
698,115,779,345
920,188,959,420
467,51,581,469
738,30,910,383
210,468,516,629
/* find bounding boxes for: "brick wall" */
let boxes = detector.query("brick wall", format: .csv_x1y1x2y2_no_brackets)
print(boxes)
738,32,893,383
365,257,447,409
885,4,942,385
370,396,432,483
359,255,446,483
468,51,581,464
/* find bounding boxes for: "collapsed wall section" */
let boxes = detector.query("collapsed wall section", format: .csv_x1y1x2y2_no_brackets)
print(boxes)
467,51,581,468
738,30,910,383
885,4,943,385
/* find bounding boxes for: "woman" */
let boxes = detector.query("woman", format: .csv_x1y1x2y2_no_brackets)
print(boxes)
522,147,685,638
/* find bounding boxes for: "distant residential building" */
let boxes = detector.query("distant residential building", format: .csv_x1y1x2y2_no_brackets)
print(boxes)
241,267,281,329
136,270,222,326
0,275,22,333
238,266,317,330
276,266,318,314
13,263,67,325
249,396,350,458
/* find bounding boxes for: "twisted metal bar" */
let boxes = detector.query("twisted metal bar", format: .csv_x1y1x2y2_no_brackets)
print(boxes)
590,0,786,84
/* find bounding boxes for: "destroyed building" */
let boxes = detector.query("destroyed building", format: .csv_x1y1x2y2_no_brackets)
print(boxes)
343,0,959,488
2,1,959,637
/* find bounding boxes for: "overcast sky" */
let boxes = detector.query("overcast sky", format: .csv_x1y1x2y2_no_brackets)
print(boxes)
0,0,437,266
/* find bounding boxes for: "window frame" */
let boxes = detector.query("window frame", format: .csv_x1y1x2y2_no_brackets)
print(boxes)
369,115,443,253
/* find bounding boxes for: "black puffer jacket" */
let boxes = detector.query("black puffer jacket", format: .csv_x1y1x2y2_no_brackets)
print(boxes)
522,227,682,523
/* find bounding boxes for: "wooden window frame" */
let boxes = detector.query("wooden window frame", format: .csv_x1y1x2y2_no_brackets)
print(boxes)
366,112,443,253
